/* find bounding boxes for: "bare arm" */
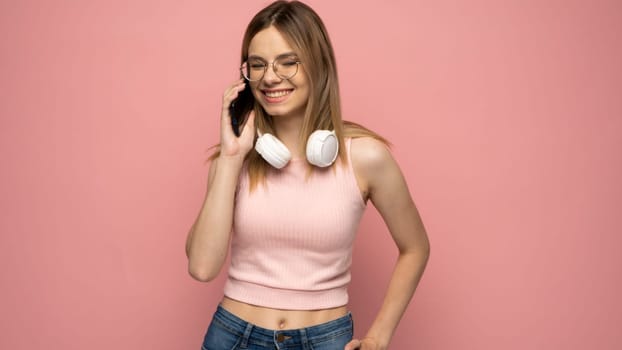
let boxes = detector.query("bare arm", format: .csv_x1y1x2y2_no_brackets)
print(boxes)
346,137,431,350
185,79,255,282
186,156,244,281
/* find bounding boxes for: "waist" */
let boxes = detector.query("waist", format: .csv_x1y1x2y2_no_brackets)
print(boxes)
220,296,349,330
223,278,350,310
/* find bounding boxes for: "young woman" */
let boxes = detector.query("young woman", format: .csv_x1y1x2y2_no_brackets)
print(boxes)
186,1,430,349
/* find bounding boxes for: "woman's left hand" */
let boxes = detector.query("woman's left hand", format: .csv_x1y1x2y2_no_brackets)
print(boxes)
344,337,384,350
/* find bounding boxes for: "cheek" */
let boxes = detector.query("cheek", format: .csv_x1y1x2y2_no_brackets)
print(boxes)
293,74,309,88
250,83,262,99
296,84,310,101
293,76,310,98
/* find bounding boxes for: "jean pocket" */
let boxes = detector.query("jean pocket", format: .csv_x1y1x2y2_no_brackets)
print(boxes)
201,318,243,350
309,329,353,350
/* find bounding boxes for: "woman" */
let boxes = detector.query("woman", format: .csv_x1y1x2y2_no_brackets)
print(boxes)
186,1,430,349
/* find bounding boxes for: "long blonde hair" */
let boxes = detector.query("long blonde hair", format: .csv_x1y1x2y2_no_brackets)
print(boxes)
212,1,388,191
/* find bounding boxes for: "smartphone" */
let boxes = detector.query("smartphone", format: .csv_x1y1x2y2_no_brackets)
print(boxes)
228,81,254,137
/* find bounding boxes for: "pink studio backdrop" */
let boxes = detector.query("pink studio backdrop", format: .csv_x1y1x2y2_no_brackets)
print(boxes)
1,0,620,349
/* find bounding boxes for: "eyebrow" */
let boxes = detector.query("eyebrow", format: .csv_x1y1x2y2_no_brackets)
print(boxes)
247,52,299,61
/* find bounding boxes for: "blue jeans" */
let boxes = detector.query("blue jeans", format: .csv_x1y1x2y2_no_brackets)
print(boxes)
201,305,354,350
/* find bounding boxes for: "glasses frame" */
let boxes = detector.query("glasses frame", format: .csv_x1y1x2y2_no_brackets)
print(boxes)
240,57,302,82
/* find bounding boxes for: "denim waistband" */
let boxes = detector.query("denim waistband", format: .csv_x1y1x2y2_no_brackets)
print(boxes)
212,305,353,348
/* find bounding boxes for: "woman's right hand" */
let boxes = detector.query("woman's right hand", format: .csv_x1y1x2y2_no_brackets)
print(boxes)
219,79,256,159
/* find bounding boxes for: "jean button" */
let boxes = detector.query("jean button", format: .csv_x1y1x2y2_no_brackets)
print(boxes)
276,333,285,342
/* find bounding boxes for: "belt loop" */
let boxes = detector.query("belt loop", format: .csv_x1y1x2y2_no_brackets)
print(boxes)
299,328,310,350
239,323,253,349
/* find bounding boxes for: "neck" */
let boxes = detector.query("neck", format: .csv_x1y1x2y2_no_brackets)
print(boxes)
272,113,305,158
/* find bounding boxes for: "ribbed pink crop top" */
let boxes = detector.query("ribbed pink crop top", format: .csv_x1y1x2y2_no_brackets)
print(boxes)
224,138,366,310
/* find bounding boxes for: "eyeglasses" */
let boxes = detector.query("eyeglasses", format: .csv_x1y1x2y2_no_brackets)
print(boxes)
240,55,302,81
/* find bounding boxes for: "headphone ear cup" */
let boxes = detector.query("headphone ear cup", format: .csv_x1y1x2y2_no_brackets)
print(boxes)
306,130,338,167
255,133,292,169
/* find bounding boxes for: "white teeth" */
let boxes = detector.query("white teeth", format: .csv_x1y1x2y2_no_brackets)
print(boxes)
264,90,291,98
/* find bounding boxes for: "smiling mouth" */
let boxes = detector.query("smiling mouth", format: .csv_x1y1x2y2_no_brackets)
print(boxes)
262,89,293,98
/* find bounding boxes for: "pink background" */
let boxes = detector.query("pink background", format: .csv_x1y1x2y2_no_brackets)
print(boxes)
1,0,621,349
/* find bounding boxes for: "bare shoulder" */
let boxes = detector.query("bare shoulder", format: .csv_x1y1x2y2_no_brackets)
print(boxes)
350,137,400,198
350,136,395,175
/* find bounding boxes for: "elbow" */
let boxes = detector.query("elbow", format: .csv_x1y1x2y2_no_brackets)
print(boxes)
187,263,220,283
402,241,430,263
420,241,431,261
423,240,431,255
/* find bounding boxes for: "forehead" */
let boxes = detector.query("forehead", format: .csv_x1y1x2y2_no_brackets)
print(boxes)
248,26,296,59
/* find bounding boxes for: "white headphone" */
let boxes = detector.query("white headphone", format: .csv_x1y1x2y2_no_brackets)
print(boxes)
255,129,339,169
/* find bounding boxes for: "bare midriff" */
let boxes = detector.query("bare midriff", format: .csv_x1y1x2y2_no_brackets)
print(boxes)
220,296,349,330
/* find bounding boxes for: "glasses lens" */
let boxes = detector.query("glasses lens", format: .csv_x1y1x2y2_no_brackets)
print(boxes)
241,60,266,81
241,57,300,81
275,56,299,80
240,63,250,80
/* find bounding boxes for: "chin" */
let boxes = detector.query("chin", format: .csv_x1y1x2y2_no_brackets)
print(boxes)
262,104,305,118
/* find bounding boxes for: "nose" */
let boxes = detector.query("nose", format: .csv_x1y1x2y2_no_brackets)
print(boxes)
262,63,282,84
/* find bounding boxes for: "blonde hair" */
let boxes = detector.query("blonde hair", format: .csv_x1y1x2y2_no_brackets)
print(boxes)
211,1,388,191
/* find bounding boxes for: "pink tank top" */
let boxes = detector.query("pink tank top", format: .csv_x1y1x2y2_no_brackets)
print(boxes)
224,138,366,310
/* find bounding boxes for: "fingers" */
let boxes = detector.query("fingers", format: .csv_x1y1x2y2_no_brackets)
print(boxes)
344,339,361,350
217,79,255,158
222,79,247,116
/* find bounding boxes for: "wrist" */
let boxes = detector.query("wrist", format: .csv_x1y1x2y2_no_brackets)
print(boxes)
217,154,246,168
362,333,390,349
